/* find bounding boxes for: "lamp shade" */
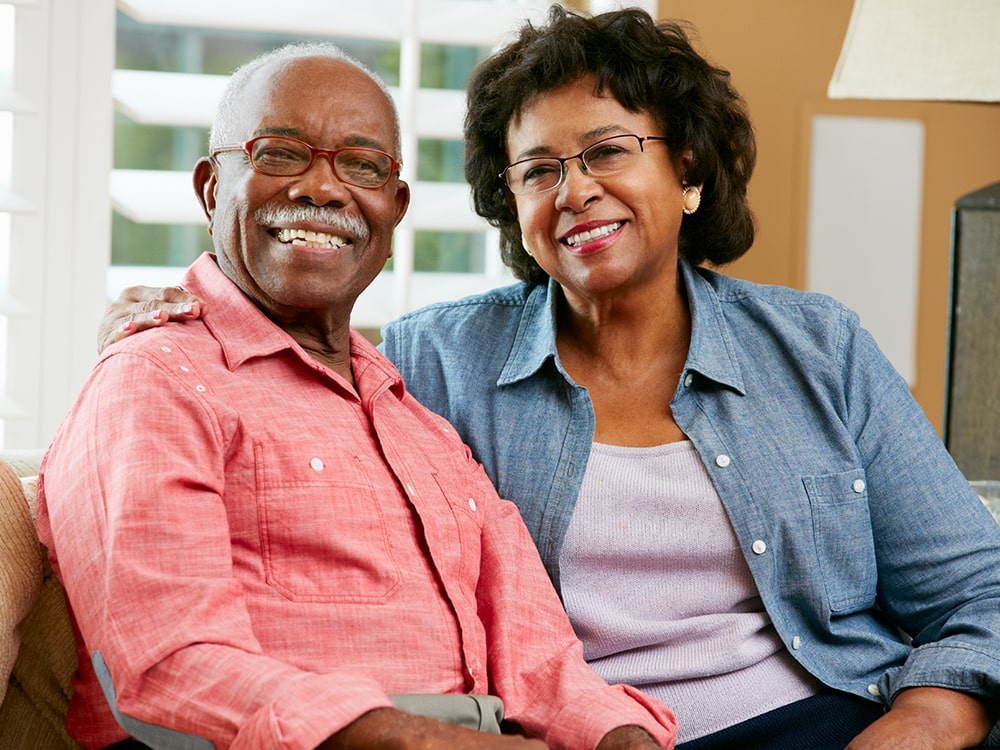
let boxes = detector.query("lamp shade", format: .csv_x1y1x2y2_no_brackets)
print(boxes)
829,0,1000,102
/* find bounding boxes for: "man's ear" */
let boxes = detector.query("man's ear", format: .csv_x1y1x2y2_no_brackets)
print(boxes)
193,157,218,235
391,178,411,234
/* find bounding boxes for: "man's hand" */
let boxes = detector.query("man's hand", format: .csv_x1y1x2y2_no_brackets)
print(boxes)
318,707,548,749
595,725,663,749
845,687,994,750
98,285,205,353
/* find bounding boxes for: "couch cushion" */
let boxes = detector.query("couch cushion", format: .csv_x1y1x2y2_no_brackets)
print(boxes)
0,455,81,748
0,459,41,705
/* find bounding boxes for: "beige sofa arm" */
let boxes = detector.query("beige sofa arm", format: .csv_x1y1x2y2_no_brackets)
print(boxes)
0,450,82,749
0,451,43,701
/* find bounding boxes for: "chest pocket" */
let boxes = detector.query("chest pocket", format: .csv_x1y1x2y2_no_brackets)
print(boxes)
803,469,877,613
254,441,402,603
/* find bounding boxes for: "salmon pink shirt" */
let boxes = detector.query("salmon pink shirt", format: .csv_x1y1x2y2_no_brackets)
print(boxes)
37,253,676,750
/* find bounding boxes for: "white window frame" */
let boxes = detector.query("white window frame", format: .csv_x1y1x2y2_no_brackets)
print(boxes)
2,0,116,449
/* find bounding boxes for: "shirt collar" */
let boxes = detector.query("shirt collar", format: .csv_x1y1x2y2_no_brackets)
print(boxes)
181,253,405,395
496,259,745,395
679,259,746,395
181,254,294,371
497,279,561,386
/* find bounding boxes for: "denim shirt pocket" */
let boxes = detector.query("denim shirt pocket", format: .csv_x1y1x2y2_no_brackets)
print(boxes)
803,468,877,613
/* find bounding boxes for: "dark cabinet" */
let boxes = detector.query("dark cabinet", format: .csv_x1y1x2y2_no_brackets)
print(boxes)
945,181,1000,480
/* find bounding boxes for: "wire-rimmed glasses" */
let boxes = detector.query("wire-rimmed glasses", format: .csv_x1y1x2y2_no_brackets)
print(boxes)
500,134,668,196
211,135,401,189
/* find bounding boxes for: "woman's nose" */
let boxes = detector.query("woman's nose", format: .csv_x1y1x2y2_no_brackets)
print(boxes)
554,158,602,211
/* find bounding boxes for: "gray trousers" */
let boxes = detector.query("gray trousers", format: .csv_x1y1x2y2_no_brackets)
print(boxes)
98,646,503,749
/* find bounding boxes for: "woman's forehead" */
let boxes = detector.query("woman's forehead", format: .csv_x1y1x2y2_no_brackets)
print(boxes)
507,83,657,154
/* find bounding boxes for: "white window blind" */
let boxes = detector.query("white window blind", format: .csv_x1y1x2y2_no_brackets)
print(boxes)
108,0,565,331
3,0,654,449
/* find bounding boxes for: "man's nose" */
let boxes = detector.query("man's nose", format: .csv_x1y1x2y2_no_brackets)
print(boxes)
287,153,352,204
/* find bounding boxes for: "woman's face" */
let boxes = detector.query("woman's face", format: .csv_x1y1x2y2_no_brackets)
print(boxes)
505,76,688,304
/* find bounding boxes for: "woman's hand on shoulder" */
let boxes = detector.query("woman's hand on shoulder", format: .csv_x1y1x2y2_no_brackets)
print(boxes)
845,687,993,750
98,285,206,353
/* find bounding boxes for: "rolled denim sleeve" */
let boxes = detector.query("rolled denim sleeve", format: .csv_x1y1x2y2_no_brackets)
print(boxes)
842,323,1000,702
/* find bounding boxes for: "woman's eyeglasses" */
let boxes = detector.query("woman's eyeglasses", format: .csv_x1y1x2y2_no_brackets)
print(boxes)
500,134,668,196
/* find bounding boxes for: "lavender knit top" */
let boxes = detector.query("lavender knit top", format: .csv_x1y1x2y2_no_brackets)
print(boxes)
559,441,821,743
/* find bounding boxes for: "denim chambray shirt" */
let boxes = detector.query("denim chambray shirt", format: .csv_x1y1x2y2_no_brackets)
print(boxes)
381,259,1000,734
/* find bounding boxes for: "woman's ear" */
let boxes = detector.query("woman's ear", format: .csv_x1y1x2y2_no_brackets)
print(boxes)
193,157,218,235
677,147,696,184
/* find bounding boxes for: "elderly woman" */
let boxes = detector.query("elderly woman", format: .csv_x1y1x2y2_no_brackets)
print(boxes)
387,9,1000,748
100,6,1000,749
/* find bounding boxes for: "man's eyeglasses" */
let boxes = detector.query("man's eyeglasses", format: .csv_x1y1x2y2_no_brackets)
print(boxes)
211,135,401,189
500,134,668,196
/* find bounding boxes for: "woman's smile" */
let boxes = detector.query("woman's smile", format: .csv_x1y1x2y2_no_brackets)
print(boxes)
559,220,625,255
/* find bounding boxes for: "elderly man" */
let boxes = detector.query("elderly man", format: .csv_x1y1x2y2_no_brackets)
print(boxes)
36,43,676,750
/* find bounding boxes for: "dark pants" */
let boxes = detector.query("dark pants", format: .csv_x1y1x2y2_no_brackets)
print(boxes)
677,690,990,750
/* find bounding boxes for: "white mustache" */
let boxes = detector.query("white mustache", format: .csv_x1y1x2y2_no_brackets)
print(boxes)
255,205,370,241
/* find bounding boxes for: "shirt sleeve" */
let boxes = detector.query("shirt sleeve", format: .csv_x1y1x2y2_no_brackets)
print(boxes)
473,479,677,749
38,350,395,750
842,317,1000,703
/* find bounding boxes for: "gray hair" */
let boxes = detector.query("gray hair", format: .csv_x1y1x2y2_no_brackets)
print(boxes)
209,42,400,155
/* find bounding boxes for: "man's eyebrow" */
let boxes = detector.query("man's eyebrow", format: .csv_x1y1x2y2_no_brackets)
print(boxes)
251,127,392,152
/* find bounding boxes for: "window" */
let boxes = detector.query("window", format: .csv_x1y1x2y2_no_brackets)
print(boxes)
2,0,654,449
107,1,557,333
1,0,116,449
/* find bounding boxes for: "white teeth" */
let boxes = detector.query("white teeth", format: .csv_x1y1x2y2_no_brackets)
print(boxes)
275,228,349,249
564,221,622,247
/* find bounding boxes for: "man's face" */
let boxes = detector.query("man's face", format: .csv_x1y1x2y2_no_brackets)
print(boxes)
195,57,409,323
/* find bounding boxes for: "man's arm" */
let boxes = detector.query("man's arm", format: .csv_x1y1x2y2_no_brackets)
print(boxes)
39,353,401,748
98,285,204,352
320,704,659,749
321,707,547,749
469,479,676,748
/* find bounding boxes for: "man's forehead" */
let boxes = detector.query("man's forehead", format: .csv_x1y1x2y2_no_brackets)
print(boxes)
240,57,398,146
258,56,384,98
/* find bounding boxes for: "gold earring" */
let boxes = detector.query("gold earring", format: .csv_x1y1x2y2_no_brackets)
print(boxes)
682,185,701,215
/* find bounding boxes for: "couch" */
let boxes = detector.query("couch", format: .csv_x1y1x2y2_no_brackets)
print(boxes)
0,450,81,749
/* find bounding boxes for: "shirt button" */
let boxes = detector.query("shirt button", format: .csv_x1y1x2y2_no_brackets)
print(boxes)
160,346,172,353
867,684,881,697
195,384,206,392
468,497,477,512
180,365,190,372
684,373,694,387
752,540,767,555
715,454,731,468
791,635,801,650
405,483,415,495
853,479,866,493
309,457,324,471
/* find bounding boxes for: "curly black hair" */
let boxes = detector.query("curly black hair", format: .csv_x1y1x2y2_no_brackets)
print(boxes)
464,5,757,285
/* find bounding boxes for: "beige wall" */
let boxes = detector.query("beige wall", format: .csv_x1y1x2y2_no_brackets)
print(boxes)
656,0,1000,432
